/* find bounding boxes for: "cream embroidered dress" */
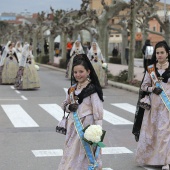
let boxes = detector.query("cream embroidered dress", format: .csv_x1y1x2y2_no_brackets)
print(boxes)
15,44,40,90
0,43,19,84
58,88,103,170
136,70,170,166
66,40,84,79
87,43,107,88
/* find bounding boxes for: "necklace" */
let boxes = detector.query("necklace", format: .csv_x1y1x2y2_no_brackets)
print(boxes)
77,80,89,89
157,61,168,69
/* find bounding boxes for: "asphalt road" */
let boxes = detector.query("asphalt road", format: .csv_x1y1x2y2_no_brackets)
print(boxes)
0,66,162,170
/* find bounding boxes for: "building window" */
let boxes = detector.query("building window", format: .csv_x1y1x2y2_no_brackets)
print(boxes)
160,26,163,32
153,26,156,31
116,35,120,37
110,35,114,37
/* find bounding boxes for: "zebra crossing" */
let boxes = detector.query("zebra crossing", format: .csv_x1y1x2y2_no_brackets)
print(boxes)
0,102,135,127
0,88,156,170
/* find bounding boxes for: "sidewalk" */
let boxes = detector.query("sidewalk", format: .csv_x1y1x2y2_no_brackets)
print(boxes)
39,57,144,93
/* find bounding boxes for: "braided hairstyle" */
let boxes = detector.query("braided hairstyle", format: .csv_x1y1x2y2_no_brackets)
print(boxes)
71,54,104,102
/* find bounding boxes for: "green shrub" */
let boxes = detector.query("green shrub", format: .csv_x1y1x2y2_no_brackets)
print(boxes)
107,69,141,87
109,57,121,64
135,50,143,58
35,55,49,64
59,58,67,69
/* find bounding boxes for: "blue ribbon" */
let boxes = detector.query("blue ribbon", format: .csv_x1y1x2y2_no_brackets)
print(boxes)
73,111,99,170
156,82,170,111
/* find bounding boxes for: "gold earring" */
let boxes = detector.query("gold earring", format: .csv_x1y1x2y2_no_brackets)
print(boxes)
87,75,91,82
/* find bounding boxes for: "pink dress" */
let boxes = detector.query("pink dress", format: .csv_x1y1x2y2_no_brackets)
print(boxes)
58,88,103,170
136,71,170,166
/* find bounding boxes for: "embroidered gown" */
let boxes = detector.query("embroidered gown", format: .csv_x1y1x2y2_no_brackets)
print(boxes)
58,84,103,170
66,48,84,79
15,52,40,90
88,51,107,88
0,50,19,84
136,66,170,166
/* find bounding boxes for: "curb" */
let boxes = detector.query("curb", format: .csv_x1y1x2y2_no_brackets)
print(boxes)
108,80,139,94
38,63,139,94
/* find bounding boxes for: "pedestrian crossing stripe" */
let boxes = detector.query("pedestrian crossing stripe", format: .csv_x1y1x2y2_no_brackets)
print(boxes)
1,104,134,127
1,105,39,127
144,167,156,170
103,109,133,125
111,103,136,114
32,147,133,157
39,104,133,125
102,147,133,154
39,104,68,121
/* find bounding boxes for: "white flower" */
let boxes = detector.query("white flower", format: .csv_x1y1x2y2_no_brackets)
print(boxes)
102,63,108,69
84,125,103,143
35,64,39,71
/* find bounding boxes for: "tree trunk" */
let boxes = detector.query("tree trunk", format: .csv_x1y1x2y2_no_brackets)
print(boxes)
97,23,108,62
49,34,54,63
121,29,128,65
61,32,67,61
128,1,135,81
164,26,170,45
105,30,109,62
40,28,45,56
72,31,79,42
33,31,37,58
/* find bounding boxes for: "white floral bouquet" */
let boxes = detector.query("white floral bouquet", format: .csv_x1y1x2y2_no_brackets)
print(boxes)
83,125,106,147
102,62,108,71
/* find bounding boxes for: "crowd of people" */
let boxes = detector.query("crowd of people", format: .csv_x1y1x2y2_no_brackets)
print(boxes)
0,41,40,90
57,39,170,170
1,38,170,169
65,40,108,88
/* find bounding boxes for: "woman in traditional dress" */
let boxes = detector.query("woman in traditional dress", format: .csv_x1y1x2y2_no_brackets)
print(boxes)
58,54,104,170
65,40,84,79
14,44,40,90
87,42,108,88
133,41,170,170
15,41,22,63
0,41,19,84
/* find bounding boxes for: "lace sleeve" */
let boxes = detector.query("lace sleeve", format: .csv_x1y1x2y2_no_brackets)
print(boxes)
141,71,153,92
90,93,103,126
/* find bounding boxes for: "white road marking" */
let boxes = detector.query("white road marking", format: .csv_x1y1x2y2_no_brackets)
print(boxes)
111,103,136,114
32,149,63,157
1,105,39,127
21,95,28,100
63,88,132,125
104,109,133,125
0,98,23,101
10,86,15,89
32,147,132,157
102,147,133,154
144,168,157,170
15,90,20,94
39,104,66,121
40,103,132,125
63,88,68,94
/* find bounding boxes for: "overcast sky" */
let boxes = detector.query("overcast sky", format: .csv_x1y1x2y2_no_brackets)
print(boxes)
0,0,169,14
0,0,81,14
